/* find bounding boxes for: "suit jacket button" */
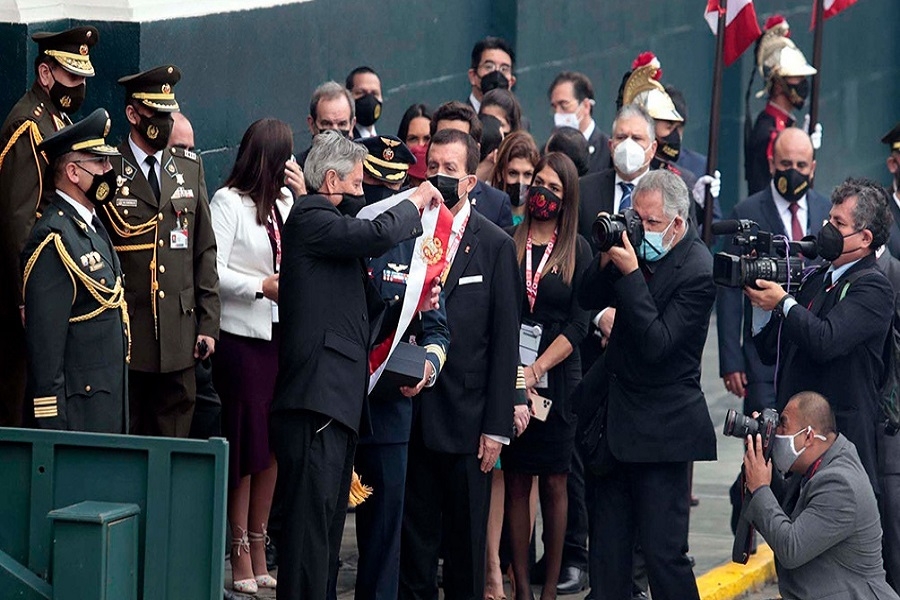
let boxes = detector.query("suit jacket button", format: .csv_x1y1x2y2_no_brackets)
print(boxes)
159,239,164,247
362,313,367,321
159,290,165,299
100,278,106,285
159,265,165,273
158,213,164,221
85,385,91,392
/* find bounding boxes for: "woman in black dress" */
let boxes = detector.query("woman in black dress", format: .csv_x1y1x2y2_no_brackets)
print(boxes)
503,152,592,600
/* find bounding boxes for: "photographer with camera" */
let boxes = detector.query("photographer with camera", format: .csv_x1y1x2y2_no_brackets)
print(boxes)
742,391,898,600
578,169,717,600
747,178,894,493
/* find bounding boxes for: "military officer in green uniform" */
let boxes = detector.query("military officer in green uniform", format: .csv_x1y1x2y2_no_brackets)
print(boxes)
98,65,220,438
21,108,129,433
0,25,99,427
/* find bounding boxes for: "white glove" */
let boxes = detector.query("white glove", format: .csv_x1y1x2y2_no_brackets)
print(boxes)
692,169,721,208
803,114,823,150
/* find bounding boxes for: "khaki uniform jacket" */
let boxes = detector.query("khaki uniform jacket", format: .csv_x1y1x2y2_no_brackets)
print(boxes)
100,138,219,373
21,194,128,433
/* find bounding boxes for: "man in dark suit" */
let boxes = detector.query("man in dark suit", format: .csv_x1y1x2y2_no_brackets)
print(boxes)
578,170,717,600
400,128,519,600
431,101,512,228
346,66,383,140
717,127,830,416
548,71,611,175
297,81,357,167
21,108,128,433
102,65,220,438
881,123,900,259
271,130,442,600
749,177,895,494
466,37,516,114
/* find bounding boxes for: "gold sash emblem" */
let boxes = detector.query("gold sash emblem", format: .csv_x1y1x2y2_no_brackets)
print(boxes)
421,236,443,265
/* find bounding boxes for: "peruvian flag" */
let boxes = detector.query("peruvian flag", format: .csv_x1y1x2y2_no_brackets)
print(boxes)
705,0,763,66
811,0,858,27
357,189,454,393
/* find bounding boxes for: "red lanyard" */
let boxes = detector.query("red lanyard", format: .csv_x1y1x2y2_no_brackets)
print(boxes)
266,206,282,273
440,215,470,284
525,229,557,313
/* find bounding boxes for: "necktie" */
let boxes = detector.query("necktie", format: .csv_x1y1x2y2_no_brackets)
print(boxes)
619,182,634,211
824,271,833,290
146,155,161,202
788,202,803,241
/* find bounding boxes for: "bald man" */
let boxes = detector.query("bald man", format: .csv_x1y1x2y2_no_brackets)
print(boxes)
170,111,194,150
743,391,899,600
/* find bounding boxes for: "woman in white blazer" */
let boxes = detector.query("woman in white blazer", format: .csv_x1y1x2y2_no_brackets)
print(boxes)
210,118,304,594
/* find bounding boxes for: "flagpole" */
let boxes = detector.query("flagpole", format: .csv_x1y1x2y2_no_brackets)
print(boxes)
808,0,825,148
703,0,727,246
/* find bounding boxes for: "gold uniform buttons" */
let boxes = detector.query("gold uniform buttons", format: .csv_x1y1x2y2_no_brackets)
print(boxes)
158,239,164,247
100,278,106,285
123,209,129,216
159,290,166,299
159,265,165,273
158,213,164,221
85,385,91,392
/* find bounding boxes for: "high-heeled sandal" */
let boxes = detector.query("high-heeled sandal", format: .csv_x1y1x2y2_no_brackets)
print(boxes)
231,525,258,595
249,527,277,589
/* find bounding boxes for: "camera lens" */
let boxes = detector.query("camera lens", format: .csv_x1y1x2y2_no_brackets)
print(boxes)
592,215,627,252
723,408,759,438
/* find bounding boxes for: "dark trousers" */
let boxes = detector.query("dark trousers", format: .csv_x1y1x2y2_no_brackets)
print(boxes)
129,367,196,437
400,426,492,600
587,460,698,600
355,442,409,600
879,430,900,592
0,305,26,427
561,443,589,570
271,410,356,600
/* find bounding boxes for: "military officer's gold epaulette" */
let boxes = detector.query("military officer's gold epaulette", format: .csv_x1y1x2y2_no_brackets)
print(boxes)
167,145,200,163
0,117,45,171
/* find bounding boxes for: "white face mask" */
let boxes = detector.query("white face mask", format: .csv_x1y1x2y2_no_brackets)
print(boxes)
770,426,827,474
613,137,650,176
554,111,580,130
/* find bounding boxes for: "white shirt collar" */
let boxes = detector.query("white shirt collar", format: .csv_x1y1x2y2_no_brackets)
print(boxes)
827,257,863,282
615,169,649,188
128,134,163,170
356,124,377,139
452,198,472,233
582,118,596,141
469,92,481,113
57,190,97,231
893,190,900,212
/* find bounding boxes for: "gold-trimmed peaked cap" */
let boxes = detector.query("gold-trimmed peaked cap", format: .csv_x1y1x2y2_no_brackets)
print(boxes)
360,135,417,183
882,123,900,152
32,26,99,77
621,52,683,123
38,108,120,161
118,65,181,112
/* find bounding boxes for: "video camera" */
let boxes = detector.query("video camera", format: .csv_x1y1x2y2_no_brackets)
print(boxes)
711,219,817,291
592,209,644,252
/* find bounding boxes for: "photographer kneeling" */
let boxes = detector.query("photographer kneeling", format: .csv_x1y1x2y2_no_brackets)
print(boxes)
743,391,898,600
579,169,716,600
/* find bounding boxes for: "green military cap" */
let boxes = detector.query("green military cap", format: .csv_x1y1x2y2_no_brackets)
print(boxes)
882,123,900,152
360,135,417,183
117,65,182,112
38,108,120,161
31,26,99,77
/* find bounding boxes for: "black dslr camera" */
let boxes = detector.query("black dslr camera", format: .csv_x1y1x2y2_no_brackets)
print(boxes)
711,220,816,291
592,209,644,252
723,408,778,461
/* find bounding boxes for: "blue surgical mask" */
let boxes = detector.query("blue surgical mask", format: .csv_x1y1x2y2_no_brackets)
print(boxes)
639,217,676,262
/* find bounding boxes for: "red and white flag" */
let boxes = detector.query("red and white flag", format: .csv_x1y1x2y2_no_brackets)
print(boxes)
811,0,858,27
705,0,763,66
357,190,454,392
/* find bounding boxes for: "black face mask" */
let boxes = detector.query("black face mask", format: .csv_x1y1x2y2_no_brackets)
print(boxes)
526,186,562,221
355,94,382,128
362,182,397,205
774,167,810,203
49,77,86,114
506,182,527,207
428,174,463,209
137,111,174,151
659,129,681,163
77,164,119,207
784,78,810,110
816,221,864,262
480,70,510,94
336,192,367,217
317,128,352,140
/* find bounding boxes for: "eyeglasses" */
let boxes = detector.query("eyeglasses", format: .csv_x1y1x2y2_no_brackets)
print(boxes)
479,61,512,76
73,157,112,168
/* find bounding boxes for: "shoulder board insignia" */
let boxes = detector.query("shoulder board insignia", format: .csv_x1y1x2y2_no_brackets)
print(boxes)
183,149,197,161
33,105,43,118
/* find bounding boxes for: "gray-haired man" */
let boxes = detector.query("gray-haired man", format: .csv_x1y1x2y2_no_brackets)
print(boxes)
270,131,441,599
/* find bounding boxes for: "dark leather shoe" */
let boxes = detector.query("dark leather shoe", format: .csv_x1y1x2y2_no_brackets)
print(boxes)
556,566,588,595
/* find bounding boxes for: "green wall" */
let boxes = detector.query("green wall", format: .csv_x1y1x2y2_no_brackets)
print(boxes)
2,0,897,212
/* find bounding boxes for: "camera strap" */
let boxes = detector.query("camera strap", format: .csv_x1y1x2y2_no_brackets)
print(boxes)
525,229,557,313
